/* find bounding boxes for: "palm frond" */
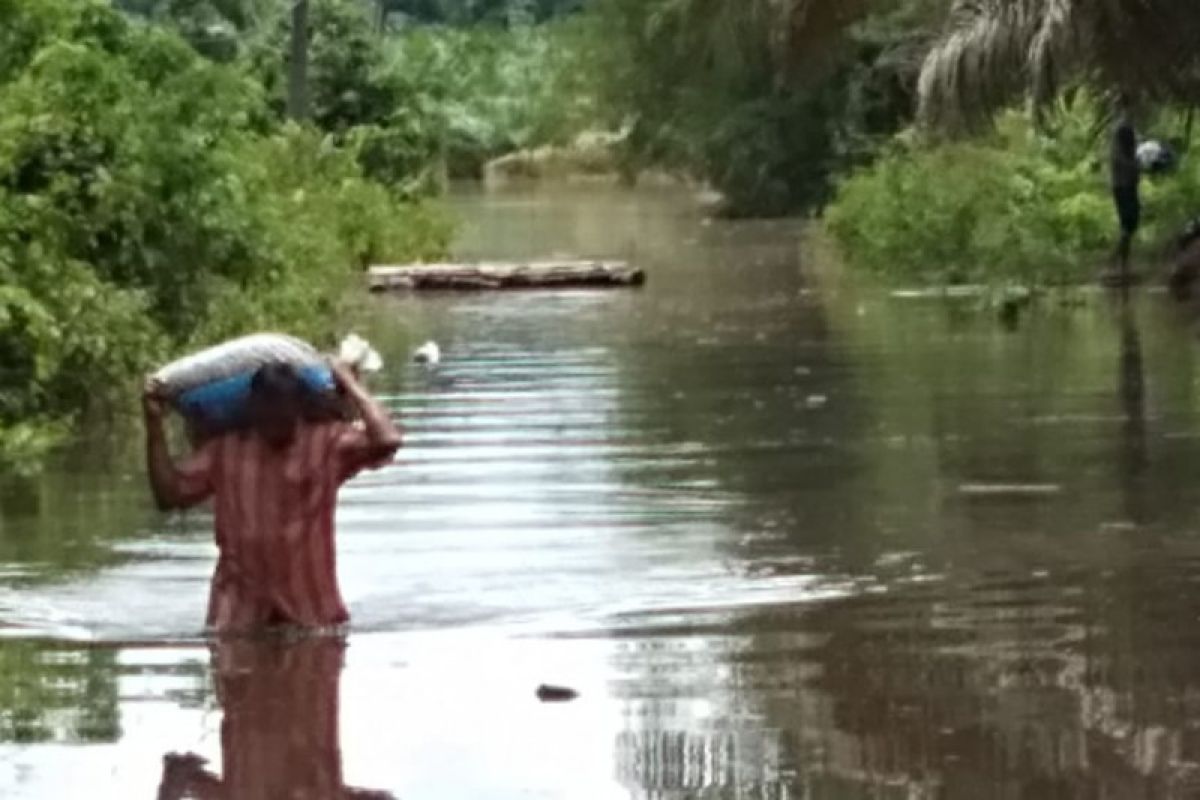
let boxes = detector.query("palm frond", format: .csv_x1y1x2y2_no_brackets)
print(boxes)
919,0,1200,129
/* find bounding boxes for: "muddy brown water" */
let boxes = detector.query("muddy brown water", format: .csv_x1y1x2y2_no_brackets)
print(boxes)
5,184,1200,797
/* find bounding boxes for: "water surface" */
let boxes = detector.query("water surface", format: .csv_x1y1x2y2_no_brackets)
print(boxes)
4,184,1200,797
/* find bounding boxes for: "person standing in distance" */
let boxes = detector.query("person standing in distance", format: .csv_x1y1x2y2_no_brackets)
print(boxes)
1107,95,1142,287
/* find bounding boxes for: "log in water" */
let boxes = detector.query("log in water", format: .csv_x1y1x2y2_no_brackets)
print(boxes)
367,260,646,292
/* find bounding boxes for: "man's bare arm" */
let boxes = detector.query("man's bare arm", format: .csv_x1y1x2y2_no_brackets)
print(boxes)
144,381,198,511
331,361,402,459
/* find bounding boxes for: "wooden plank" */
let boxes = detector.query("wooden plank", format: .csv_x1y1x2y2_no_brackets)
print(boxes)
367,260,645,292
958,483,1063,498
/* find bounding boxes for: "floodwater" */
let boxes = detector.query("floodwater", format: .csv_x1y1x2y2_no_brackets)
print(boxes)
5,185,1200,798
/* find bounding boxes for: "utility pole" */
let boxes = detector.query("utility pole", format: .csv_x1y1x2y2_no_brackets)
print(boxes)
287,0,310,121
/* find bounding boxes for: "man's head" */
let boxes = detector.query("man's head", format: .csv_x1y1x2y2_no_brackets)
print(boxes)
247,362,308,449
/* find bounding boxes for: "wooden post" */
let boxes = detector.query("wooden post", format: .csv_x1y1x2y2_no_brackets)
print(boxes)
287,0,309,122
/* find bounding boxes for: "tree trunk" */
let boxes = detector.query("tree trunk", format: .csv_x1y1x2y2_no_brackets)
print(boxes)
287,0,309,121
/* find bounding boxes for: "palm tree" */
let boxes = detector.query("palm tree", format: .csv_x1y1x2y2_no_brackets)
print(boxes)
918,0,1200,128
287,0,309,120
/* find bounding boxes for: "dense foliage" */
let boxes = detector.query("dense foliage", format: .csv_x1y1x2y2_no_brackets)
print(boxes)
584,0,942,217
828,98,1200,286
0,0,450,473
232,0,598,184
380,21,600,178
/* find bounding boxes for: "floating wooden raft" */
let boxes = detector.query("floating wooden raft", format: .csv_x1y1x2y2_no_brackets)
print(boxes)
368,260,645,292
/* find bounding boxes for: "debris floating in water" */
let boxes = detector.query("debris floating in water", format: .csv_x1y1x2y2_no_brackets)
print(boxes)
958,483,1062,497
368,261,645,291
890,286,990,300
535,684,578,703
414,341,441,366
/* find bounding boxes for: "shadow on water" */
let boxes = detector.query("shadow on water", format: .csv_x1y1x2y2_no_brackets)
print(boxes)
9,184,1200,796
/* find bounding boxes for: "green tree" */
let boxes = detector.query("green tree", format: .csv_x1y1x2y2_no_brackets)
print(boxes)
113,0,273,60
247,0,394,130
586,0,937,216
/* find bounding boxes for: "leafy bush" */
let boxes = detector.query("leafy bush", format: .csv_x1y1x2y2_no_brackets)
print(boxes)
192,125,452,343
379,21,602,178
349,121,446,197
246,0,396,130
0,0,451,472
240,1,597,182
827,100,1133,286
698,87,846,218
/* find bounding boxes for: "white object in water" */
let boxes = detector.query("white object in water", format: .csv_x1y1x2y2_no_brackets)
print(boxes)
338,333,383,374
958,483,1062,497
414,341,441,365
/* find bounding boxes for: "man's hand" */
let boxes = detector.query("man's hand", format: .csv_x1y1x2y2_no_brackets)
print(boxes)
329,357,362,391
143,377,168,422
327,357,402,462
143,377,194,512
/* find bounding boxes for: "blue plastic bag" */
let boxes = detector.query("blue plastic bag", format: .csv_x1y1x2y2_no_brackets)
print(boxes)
173,364,335,429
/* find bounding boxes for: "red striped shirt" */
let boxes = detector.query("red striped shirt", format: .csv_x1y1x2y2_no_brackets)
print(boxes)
176,422,389,632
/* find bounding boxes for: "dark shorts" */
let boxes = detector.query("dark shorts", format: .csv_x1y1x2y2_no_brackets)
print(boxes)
1113,184,1141,234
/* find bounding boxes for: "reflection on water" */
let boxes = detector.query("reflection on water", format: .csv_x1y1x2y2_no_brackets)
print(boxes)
155,636,393,800
0,642,119,744
6,184,1200,796
1118,295,1149,525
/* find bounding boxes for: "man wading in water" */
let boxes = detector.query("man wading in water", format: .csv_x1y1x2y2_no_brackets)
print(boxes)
143,360,402,632
1107,97,1142,286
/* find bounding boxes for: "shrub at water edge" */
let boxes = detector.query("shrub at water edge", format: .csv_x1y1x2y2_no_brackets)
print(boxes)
827,100,1200,287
